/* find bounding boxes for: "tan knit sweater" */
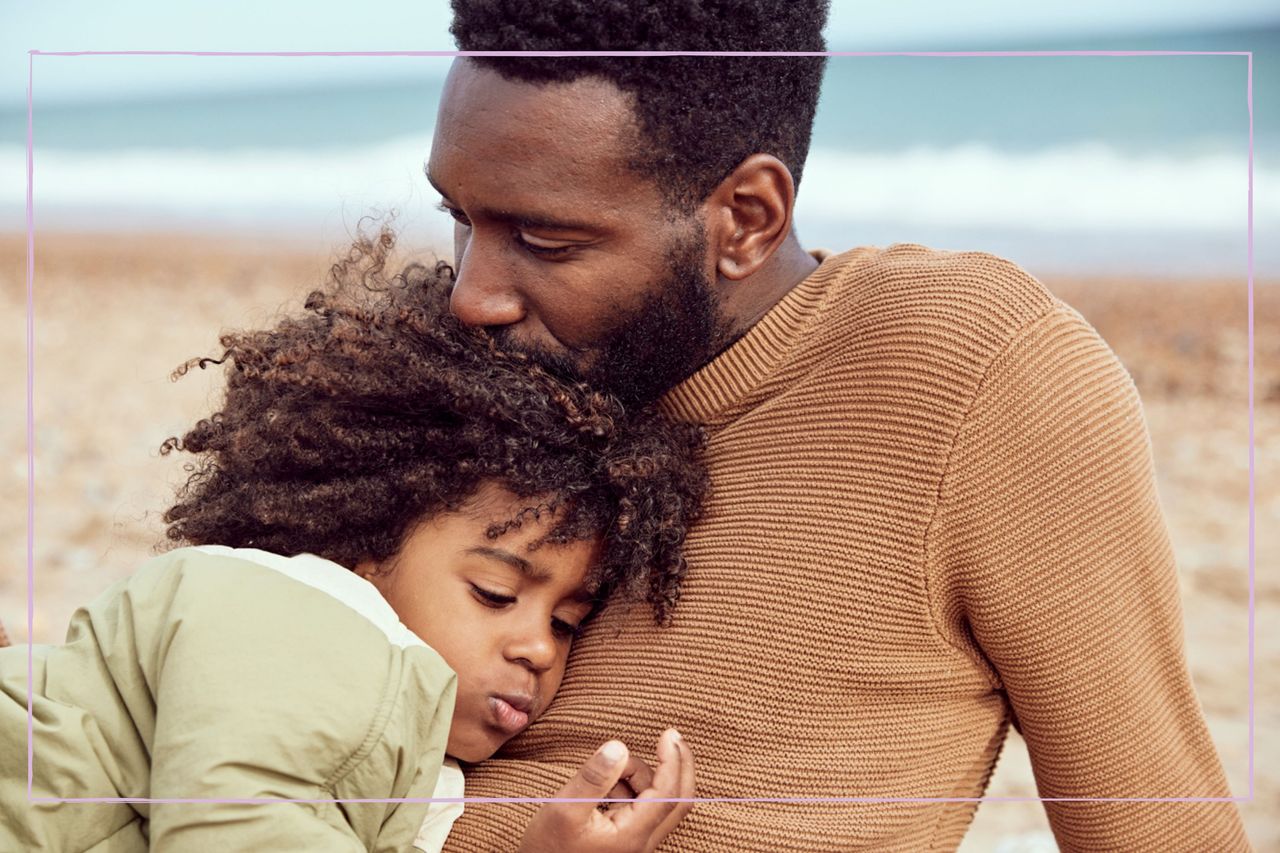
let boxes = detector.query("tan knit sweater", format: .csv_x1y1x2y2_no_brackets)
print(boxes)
445,245,1249,852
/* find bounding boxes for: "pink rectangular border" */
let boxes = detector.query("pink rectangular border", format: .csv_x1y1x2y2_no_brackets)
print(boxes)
23,48,1256,807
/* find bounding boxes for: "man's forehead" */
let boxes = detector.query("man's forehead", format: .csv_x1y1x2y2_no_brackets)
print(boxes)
440,59,634,132
430,60,639,193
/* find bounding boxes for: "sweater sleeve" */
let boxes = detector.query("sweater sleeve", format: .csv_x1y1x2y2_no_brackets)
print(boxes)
927,304,1249,850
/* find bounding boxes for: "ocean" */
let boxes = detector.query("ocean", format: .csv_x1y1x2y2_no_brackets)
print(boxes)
1,25,1274,277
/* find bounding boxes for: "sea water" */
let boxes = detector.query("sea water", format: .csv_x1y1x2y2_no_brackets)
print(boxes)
1,25,1274,277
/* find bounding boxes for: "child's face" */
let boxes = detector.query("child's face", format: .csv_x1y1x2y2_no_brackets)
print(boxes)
361,482,599,762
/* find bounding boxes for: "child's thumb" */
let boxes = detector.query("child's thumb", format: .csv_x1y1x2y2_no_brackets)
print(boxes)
520,741,633,852
558,740,630,800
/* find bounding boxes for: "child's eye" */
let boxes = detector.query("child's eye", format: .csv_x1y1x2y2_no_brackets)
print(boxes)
551,618,582,640
470,584,515,608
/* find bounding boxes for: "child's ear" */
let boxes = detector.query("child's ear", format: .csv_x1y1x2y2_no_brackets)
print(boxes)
356,560,382,586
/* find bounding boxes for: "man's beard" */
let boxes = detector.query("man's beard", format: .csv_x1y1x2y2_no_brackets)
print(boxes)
493,229,733,408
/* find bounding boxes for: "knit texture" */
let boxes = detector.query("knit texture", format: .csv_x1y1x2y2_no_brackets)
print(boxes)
444,245,1248,852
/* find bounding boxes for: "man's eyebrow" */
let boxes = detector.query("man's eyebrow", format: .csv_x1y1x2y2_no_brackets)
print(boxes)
425,169,600,233
502,210,601,233
425,168,448,198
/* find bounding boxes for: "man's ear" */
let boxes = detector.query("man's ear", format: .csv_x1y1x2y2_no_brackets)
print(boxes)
707,153,796,281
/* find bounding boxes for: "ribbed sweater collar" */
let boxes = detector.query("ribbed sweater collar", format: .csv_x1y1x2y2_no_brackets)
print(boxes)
658,248,854,425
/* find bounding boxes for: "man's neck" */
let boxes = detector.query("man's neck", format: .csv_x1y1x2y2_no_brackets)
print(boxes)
719,233,821,339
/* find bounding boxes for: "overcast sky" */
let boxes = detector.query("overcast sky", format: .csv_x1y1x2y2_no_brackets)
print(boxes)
4,0,1278,106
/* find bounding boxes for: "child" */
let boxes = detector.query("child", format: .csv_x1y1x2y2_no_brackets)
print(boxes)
0,232,707,852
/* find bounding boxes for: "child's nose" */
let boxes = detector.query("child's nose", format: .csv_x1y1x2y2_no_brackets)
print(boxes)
503,625,558,673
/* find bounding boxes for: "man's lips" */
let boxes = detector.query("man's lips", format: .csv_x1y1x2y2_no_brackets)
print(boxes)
488,694,533,735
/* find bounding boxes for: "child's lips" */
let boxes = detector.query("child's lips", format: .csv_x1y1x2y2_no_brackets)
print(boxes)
489,694,532,735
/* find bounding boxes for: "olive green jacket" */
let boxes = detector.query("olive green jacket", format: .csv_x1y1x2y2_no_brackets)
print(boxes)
1,546,458,852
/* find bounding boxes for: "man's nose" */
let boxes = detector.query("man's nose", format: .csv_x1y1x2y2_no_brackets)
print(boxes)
449,237,525,328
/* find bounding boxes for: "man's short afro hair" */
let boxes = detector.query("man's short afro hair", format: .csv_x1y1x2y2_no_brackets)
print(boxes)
450,0,830,212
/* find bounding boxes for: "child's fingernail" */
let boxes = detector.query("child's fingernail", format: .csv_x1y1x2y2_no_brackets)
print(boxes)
668,728,683,743
600,741,626,764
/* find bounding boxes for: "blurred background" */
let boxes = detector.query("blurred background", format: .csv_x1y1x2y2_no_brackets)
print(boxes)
2,2,1276,851
2,1,1277,275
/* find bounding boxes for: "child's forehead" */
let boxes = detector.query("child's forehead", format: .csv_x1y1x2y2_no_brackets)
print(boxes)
459,482,550,522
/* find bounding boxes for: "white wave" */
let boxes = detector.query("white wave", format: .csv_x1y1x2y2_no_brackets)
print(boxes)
797,143,1271,233
0,137,1273,238
0,135,449,238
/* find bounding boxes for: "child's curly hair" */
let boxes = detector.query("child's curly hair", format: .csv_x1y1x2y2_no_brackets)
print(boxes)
161,227,708,624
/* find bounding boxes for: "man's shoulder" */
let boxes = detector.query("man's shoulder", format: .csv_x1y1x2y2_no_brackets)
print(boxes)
805,243,1062,363
822,243,1057,320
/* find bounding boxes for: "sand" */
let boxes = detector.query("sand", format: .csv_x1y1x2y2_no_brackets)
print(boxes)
1,232,1274,850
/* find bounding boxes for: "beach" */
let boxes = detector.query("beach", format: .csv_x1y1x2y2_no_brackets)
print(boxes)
1,232,1274,850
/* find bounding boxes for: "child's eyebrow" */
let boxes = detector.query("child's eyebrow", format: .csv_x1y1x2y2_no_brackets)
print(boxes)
465,546,597,604
466,546,550,581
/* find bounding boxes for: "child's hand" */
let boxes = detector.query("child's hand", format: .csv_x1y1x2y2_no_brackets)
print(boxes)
517,729,694,853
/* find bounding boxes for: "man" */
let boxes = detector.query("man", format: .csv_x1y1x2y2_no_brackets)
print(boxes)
431,1,1250,850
